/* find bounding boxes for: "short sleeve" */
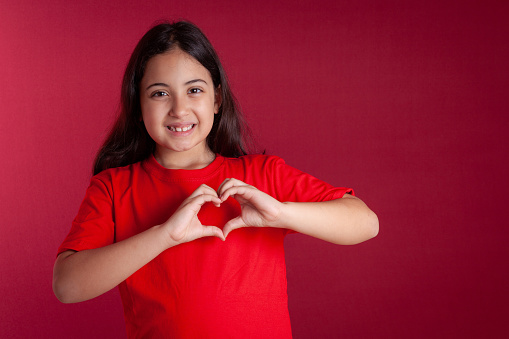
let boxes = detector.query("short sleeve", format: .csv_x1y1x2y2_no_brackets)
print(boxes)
57,175,115,256
269,157,353,203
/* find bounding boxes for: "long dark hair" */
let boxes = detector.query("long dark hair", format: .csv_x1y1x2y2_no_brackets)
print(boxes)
93,21,251,175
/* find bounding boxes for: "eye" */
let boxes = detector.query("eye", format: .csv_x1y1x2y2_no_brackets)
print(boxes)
188,88,203,94
151,91,168,97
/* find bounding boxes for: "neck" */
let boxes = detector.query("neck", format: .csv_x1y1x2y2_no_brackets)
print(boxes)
154,148,216,170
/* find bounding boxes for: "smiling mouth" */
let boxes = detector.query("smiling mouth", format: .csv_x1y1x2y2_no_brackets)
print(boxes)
167,124,194,132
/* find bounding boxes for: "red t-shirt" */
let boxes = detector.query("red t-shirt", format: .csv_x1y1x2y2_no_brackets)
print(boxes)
58,154,352,338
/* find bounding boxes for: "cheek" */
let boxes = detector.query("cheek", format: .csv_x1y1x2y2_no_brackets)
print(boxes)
202,97,218,117
141,102,163,123
140,110,160,133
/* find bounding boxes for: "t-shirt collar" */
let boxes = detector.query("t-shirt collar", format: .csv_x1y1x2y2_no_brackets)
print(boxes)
141,153,224,182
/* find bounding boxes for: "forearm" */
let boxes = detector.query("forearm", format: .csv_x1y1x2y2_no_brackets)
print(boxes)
53,184,225,304
53,224,171,303
279,195,379,245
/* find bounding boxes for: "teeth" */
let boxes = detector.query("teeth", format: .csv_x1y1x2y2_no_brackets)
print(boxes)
169,124,193,132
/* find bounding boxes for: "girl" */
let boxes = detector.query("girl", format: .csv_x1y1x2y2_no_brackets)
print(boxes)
53,21,378,338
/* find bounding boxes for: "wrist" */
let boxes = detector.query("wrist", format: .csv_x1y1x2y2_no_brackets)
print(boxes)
277,202,296,231
153,224,179,250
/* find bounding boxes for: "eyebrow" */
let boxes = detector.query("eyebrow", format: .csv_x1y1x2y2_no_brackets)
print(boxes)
145,82,169,90
145,79,208,91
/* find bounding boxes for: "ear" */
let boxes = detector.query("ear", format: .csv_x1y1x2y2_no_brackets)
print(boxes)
214,85,222,114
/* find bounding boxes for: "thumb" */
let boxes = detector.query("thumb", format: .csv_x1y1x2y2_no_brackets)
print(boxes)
223,216,247,239
201,225,225,241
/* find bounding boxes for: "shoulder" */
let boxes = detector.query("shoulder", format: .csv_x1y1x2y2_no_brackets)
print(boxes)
90,160,146,190
219,154,292,185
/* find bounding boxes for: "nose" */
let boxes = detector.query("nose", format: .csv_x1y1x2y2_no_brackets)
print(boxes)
169,95,188,118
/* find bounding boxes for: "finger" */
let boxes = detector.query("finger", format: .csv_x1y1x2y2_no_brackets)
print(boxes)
186,193,222,211
217,178,228,192
220,185,256,203
223,216,247,238
200,185,222,206
189,184,219,199
200,226,225,241
219,180,253,202
183,188,221,209
217,178,249,194
217,178,234,196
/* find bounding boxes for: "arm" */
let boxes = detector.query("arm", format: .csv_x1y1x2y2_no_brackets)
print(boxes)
218,178,378,245
54,226,170,304
53,184,224,303
279,194,379,245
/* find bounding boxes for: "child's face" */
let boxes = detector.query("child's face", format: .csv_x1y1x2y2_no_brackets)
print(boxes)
140,48,220,166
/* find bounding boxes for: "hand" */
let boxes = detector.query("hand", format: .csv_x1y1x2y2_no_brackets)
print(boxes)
218,178,284,238
160,184,225,246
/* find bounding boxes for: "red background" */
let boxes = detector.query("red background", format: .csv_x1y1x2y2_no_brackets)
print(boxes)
1,0,508,338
